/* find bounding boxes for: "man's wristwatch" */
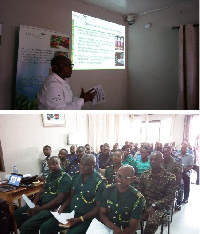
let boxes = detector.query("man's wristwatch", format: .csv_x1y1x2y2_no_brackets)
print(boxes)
152,203,156,208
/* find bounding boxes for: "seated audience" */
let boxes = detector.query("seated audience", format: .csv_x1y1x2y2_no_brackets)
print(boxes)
138,151,176,234
133,146,151,186
100,165,145,233
154,142,163,153
129,142,136,155
40,154,106,234
66,146,85,177
85,144,99,171
176,142,194,203
99,144,113,169
41,145,52,179
14,156,72,234
111,143,119,153
67,145,77,163
121,145,135,167
162,146,183,210
58,148,69,171
105,149,123,185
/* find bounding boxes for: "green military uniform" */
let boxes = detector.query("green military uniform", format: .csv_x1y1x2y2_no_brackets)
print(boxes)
122,155,136,168
60,159,69,172
138,169,176,234
105,165,121,185
101,184,145,229
14,169,72,234
40,171,106,234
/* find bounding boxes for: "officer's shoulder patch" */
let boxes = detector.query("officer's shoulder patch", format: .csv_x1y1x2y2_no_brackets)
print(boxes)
96,172,106,181
106,183,116,189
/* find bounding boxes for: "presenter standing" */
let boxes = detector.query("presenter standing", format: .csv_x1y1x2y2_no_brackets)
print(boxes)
37,55,96,110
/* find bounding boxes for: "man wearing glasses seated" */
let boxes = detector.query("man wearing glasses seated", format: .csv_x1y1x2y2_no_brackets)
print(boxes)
100,165,145,233
38,55,96,109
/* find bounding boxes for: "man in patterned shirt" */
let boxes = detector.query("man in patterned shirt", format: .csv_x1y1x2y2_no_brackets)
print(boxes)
138,151,176,234
41,145,52,179
162,145,183,210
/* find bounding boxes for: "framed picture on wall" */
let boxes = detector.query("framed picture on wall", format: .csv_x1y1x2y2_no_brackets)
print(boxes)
42,114,66,127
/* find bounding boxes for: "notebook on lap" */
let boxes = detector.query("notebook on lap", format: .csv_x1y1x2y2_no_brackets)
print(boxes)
0,173,23,192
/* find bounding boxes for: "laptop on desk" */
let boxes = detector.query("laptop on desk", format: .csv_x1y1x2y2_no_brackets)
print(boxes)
0,173,23,192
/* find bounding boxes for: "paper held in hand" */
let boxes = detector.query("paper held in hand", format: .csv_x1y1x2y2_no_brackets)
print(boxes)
50,210,75,225
22,194,35,208
92,84,105,105
86,218,113,234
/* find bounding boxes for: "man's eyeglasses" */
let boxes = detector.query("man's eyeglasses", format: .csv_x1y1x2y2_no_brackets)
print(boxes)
112,155,121,158
115,172,133,181
58,63,74,68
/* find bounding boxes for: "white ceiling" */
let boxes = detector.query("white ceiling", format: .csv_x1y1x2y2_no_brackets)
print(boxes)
80,0,198,15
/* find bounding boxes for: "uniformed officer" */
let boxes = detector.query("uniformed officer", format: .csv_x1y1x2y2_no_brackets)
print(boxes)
100,165,145,233
14,156,72,234
104,149,123,185
37,55,96,110
66,146,85,177
40,154,106,234
162,146,183,210
58,148,69,171
99,144,113,169
138,151,177,234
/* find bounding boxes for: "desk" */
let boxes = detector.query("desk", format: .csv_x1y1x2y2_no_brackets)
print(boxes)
0,182,43,234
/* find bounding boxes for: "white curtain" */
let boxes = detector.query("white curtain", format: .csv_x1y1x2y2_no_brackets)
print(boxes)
88,114,120,153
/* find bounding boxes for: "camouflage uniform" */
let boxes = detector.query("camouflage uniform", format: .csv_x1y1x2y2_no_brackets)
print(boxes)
162,156,183,205
41,157,50,177
101,184,145,229
162,156,182,177
138,168,176,234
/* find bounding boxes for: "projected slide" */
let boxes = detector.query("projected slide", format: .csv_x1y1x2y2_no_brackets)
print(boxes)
72,11,125,70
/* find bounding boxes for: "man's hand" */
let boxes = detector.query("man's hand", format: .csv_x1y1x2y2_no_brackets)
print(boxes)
80,88,97,102
113,227,123,234
58,205,65,214
66,217,81,227
28,205,42,216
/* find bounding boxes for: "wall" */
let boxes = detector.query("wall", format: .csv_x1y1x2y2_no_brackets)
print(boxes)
128,1,199,110
0,114,88,179
0,113,188,179
0,0,127,110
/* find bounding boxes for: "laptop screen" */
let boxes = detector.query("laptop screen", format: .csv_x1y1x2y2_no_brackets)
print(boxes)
8,173,23,187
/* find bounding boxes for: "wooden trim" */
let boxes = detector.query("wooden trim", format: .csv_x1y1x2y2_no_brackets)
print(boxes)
0,140,5,172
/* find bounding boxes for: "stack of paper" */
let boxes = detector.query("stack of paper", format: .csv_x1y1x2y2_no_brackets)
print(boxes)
86,218,113,234
22,194,35,208
50,210,75,225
